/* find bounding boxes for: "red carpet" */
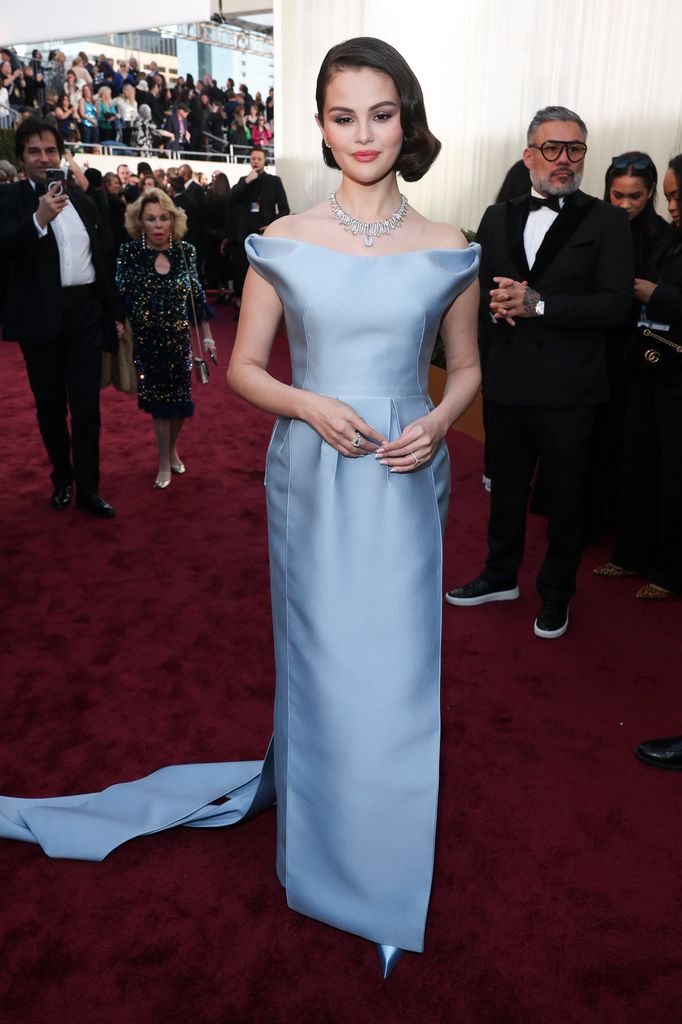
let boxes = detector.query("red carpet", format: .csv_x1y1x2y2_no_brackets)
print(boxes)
1,307,681,1023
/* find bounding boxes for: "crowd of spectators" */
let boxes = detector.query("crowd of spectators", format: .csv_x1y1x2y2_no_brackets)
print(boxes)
0,45,274,159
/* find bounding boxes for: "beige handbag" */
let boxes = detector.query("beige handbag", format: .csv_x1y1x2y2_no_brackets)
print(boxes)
101,318,138,394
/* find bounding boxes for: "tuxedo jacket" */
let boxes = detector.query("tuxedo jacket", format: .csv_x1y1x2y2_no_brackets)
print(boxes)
172,190,204,253
230,171,290,242
476,190,634,407
0,179,117,349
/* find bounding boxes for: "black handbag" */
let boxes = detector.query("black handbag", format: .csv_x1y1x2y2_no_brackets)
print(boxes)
626,325,682,375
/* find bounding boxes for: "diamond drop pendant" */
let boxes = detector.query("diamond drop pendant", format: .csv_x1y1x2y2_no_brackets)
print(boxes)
329,191,409,248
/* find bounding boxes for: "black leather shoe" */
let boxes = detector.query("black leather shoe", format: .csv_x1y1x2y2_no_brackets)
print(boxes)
534,600,569,638
635,735,682,770
50,485,72,510
445,574,519,606
76,493,116,519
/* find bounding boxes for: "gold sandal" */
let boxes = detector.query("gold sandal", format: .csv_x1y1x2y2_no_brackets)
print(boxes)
636,583,673,600
593,562,637,578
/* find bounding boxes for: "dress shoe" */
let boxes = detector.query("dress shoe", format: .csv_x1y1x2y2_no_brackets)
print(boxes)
635,734,682,770
76,493,116,519
171,462,186,475
534,600,569,638
593,561,637,577
635,583,673,600
50,485,72,510
445,574,519,606
375,944,406,979
154,472,171,489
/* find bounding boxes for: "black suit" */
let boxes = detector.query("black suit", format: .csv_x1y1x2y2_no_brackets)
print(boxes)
0,180,116,496
230,170,290,295
475,190,633,601
177,181,207,272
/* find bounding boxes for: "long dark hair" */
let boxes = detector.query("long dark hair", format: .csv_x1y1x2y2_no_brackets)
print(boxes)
604,151,664,241
495,159,531,203
210,171,231,201
315,37,440,182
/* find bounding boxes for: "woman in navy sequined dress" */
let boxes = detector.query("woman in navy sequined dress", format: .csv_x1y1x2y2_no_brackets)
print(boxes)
116,188,215,488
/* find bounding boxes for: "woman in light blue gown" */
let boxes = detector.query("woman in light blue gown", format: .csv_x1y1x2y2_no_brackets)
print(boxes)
0,38,480,979
227,38,480,976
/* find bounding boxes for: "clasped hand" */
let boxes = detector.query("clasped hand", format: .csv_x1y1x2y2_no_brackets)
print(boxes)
307,396,441,472
490,276,539,326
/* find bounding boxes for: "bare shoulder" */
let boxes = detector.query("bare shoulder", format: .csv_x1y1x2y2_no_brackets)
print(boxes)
262,215,298,238
263,202,329,241
408,209,469,251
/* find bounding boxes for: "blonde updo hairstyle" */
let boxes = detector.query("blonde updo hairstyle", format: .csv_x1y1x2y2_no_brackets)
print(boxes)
124,187,188,241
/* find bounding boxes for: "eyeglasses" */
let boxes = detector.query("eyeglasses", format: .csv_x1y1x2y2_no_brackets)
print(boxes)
528,141,587,163
609,155,653,173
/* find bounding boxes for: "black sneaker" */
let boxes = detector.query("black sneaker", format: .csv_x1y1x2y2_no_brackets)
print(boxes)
534,600,569,638
445,574,520,607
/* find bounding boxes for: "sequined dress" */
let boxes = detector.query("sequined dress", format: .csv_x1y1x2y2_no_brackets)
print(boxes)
115,239,205,419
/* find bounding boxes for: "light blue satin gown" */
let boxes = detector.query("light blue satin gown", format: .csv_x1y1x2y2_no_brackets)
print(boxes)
0,235,479,955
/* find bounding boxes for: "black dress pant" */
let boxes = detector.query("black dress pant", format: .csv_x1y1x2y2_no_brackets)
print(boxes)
20,297,104,495
612,373,682,590
484,401,597,602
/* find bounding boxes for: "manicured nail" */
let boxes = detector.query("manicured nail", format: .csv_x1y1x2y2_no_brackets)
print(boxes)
379,459,389,465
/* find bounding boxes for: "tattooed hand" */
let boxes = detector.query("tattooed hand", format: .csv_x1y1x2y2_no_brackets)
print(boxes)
490,277,542,326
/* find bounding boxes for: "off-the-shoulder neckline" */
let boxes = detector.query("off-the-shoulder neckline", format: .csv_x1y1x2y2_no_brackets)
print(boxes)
247,235,479,259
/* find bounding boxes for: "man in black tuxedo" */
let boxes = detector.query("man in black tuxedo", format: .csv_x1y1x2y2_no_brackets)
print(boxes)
227,147,290,302
177,163,207,274
446,106,633,637
0,119,117,517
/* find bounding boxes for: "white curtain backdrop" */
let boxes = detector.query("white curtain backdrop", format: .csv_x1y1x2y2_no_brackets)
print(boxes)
274,0,682,231
0,3,212,46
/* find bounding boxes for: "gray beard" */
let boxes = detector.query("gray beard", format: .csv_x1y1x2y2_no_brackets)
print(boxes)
532,168,583,197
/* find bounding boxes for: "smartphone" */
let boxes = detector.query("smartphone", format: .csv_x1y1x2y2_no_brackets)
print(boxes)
45,167,67,196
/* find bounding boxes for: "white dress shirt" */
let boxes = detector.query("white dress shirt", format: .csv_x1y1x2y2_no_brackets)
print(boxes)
523,188,564,269
32,180,96,286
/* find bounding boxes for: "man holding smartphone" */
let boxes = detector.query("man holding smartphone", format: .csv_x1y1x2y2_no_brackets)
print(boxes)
0,118,117,517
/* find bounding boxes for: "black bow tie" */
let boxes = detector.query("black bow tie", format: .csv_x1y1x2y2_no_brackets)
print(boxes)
529,194,562,213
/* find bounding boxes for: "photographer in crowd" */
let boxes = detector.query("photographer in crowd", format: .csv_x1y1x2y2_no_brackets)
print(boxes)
0,118,117,518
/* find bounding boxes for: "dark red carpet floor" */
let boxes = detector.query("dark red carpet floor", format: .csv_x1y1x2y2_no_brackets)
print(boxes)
1,306,681,1024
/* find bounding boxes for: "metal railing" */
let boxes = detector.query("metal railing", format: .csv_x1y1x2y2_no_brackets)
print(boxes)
70,139,274,164
0,102,20,128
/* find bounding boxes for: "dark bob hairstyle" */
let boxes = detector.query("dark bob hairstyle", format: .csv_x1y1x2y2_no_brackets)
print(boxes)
15,118,65,161
315,37,440,182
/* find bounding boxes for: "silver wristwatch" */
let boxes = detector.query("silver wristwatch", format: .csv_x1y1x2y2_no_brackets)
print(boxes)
534,298,545,316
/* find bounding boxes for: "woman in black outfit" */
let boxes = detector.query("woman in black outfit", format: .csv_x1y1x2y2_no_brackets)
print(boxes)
594,154,682,597
204,171,233,300
583,153,669,538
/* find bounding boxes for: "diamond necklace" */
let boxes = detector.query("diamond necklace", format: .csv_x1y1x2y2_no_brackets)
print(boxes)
328,190,409,248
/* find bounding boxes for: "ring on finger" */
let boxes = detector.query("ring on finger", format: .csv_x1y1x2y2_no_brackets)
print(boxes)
410,451,421,465
350,431,362,448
